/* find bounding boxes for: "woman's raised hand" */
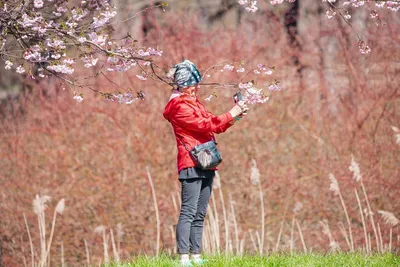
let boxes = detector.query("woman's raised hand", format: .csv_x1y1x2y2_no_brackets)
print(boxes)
229,101,249,118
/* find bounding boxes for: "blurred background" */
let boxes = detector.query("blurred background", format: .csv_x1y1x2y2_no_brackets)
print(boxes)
0,0,399,266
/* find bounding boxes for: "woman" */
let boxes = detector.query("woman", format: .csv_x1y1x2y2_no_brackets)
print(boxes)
163,60,248,266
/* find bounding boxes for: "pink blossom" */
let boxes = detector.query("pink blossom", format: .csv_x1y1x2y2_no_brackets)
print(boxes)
88,32,107,46
92,10,117,28
19,14,42,28
24,50,42,62
50,53,62,59
32,26,47,35
77,36,87,43
63,58,75,65
34,0,44,9
16,66,25,74
245,1,258,12
243,86,269,104
264,67,274,75
47,39,66,49
136,74,147,80
326,9,336,19
66,22,78,29
268,83,281,91
73,95,83,102
137,49,150,57
253,70,260,74
47,64,74,74
270,0,284,5
358,41,371,55
107,57,119,64
370,10,378,19
205,94,214,101
146,47,163,56
221,64,234,72
239,82,253,89
112,92,136,104
344,14,351,20
56,5,68,14
238,0,247,5
4,61,13,70
81,56,98,68
236,67,245,73
71,9,89,21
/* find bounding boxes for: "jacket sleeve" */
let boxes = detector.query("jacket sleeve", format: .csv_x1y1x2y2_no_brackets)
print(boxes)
170,100,233,133
199,101,234,134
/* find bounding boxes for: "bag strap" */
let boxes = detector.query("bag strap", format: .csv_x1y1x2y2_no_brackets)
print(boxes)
175,130,216,152
176,134,191,152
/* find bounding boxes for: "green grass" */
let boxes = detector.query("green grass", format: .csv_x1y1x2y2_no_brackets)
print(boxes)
105,253,400,267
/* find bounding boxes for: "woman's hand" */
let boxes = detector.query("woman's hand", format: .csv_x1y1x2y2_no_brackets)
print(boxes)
229,101,249,118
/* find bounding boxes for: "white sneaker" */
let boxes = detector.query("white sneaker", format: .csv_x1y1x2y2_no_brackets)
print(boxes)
179,259,193,267
191,258,208,265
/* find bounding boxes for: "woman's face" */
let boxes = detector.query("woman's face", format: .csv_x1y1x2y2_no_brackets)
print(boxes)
182,84,199,96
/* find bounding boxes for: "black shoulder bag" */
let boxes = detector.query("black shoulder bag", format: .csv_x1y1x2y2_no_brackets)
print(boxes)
178,135,222,170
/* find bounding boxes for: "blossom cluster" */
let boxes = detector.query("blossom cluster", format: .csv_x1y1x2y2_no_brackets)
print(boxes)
215,62,278,104
239,82,270,104
238,0,259,12
254,64,274,75
1,0,164,101
238,0,399,55
106,91,146,104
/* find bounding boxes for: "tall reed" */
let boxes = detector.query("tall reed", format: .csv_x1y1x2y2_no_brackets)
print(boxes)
295,219,307,253
84,239,90,266
110,229,120,262
354,189,369,254
349,156,379,252
45,198,65,266
217,184,229,254
229,194,240,254
320,220,340,252
94,225,109,263
32,195,51,267
146,166,160,257
23,213,34,267
60,241,64,267
377,210,399,252
250,159,264,254
328,173,354,251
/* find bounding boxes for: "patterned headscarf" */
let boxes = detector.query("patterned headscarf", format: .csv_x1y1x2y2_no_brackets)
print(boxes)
168,60,202,88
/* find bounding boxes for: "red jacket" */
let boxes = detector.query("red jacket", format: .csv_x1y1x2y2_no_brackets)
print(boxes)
163,94,233,172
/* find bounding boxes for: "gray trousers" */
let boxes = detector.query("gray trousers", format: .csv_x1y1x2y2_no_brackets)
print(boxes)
176,177,214,254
